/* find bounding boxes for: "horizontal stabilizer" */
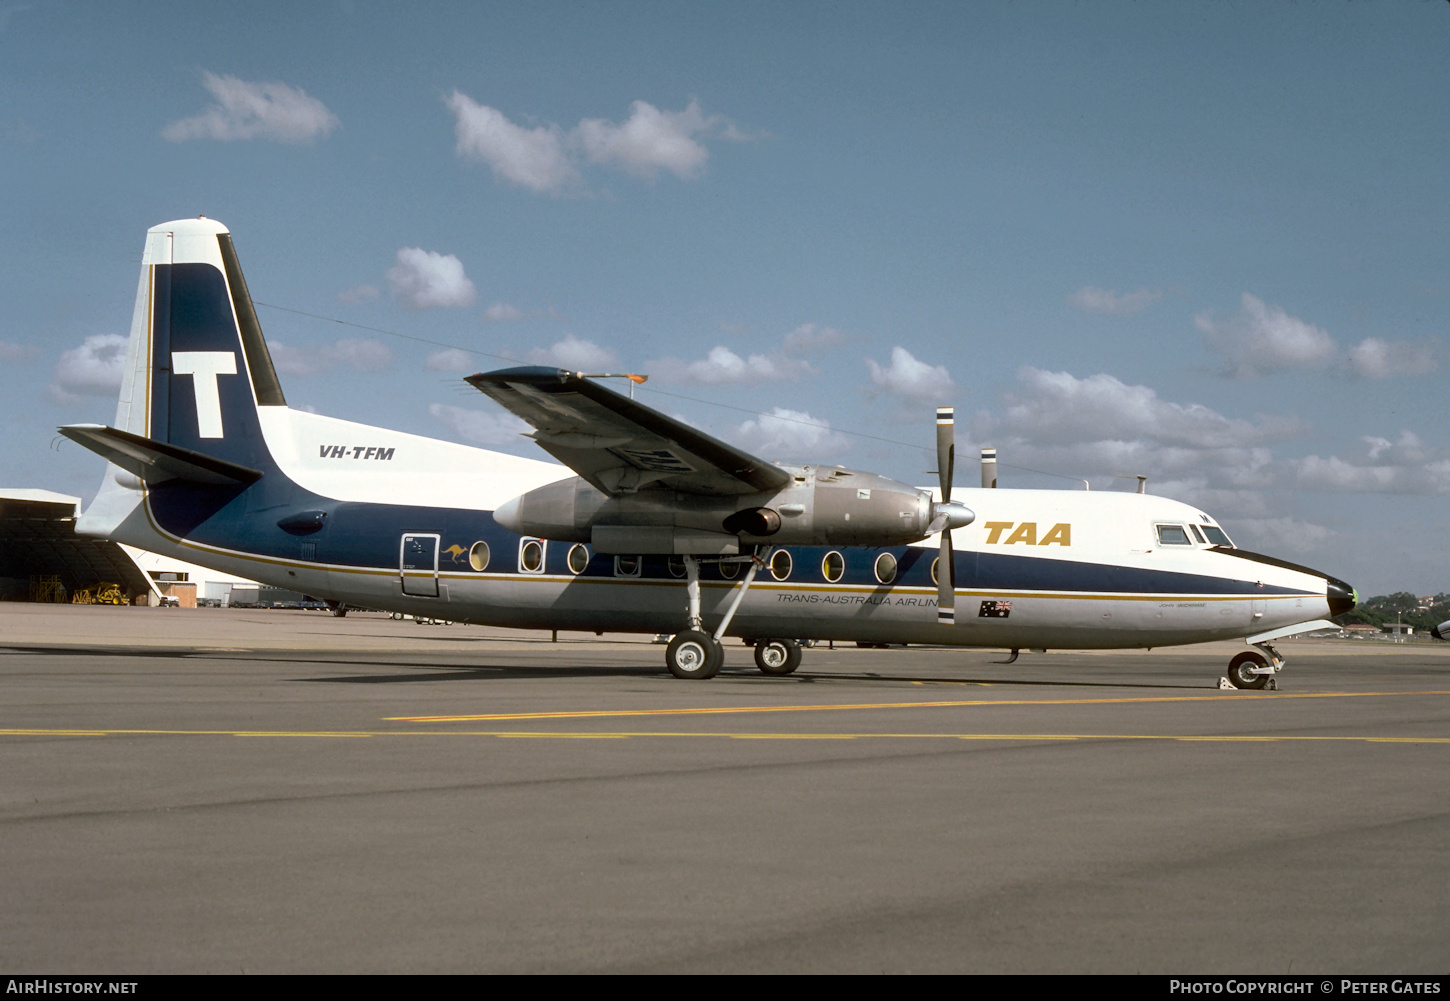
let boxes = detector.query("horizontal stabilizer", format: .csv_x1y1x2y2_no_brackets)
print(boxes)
59,424,263,486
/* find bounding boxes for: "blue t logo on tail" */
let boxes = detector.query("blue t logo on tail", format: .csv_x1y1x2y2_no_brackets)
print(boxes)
171,351,237,438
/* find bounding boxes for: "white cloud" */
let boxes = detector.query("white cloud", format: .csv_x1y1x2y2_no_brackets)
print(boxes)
429,403,531,445
782,323,845,354
1292,431,1450,495
386,248,476,310
651,345,813,384
446,91,578,194
1196,293,1337,378
424,348,478,373
993,367,1298,449
337,285,379,304
1347,337,1437,378
577,99,716,179
445,92,748,194
1,339,37,362
729,408,852,462
162,72,339,144
1228,518,1335,557
1066,286,1162,315
865,346,953,400
49,334,127,402
268,338,393,377
528,334,617,371
484,302,525,323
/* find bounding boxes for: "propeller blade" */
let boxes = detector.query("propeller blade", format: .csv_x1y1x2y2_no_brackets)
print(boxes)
936,406,954,504
937,529,954,624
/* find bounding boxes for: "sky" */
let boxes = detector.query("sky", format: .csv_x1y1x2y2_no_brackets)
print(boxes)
2,1,1448,597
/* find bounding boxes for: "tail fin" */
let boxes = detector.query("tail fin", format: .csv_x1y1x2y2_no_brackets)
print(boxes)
72,217,285,477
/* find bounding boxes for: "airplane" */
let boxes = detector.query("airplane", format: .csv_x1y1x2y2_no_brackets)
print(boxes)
1433,622,1449,641
61,217,1357,689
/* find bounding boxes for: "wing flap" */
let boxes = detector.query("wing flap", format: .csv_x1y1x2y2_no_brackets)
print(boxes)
59,424,263,486
465,367,792,497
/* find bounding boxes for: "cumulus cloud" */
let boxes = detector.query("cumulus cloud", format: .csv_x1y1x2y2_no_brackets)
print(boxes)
445,91,577,194
1,339,37,362
446,92,748,194
729,408,852,462
386,248,476,309
424,348,478,373
1066,286,1162,315
49,334,127,402
162,71,339,144
528,334,617,371
1196,293,1338,378
1292,431,1450,494
1347,337,1437,378
650,345,813,384
992,367,1299,449
782,323,845,354
865,346,953,400
1227,518,1335,557
577,99,718,179
429,403,530,445
268,338,393,377
484,302,526,323
337,285,379,304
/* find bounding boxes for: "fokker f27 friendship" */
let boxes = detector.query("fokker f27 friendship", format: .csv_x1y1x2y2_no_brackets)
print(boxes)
62,218,1356,686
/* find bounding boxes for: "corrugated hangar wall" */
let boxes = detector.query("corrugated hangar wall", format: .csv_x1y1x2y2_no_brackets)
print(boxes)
0,489,151,602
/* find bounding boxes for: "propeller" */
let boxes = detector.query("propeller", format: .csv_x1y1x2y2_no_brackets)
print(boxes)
928,406,974,624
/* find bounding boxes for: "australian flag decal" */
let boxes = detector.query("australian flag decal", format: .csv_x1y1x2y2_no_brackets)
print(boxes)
978,600,1012,619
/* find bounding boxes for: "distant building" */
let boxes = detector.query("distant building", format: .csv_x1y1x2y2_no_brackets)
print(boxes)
0,487,258,605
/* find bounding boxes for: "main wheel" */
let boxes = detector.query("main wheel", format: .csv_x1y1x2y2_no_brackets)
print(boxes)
666,630,723,679
1226,651,1270,690
754,638,801,676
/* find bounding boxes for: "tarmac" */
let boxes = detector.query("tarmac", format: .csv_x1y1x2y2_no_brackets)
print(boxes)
2,603,1449,973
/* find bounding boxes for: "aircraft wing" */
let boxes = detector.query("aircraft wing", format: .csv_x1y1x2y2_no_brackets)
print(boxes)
465,367,792,497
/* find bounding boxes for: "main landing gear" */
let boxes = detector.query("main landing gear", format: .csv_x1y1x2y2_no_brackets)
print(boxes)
1221,642,1283,691
666,550,799,679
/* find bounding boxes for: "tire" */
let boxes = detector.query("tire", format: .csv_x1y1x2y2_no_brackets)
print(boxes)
754,638,801,676
666,630,723,680
1226,651,1270,690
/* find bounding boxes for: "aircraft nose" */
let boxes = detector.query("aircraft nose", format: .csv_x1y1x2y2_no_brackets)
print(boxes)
1326,576,1357,618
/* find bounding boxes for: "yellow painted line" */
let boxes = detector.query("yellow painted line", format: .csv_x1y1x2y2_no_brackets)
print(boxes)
1,727,1449,744
389,689,1450,723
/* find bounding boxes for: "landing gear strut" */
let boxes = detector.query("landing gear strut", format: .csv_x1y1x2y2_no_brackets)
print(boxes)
664,551,770,679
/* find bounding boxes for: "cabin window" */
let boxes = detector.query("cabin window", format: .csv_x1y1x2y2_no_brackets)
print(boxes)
615,555,641,578
1155,524,1192,546
718,560,740,580
468,541,490,571
519,539,545,573
874,552,897,584
1202,525,1234,548
567,544,590,575
1189,524,1207,545
769,549,793,581
668,555,687,578
931,557,940,585
822,551,845,583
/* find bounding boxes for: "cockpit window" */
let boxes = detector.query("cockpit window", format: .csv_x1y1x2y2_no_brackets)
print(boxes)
1155,524,1192,546
1189,524,1207,544
1202,525,1234,548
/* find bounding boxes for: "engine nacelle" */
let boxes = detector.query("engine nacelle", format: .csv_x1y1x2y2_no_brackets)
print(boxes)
493,464,968,554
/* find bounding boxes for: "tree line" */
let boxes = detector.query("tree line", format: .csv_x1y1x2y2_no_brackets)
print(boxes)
1334,592,1450,631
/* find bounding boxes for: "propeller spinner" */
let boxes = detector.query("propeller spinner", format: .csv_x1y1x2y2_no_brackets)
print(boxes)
930,406,974,624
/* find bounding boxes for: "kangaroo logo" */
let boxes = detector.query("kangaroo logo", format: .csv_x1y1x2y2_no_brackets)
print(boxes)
172,351,237,438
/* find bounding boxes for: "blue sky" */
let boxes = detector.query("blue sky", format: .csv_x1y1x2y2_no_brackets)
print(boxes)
2,1,1447,595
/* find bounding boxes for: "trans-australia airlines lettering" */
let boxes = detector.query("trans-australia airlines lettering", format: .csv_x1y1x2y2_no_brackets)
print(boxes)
982,521,1071,546
319,445,396,460
171,351,236,439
